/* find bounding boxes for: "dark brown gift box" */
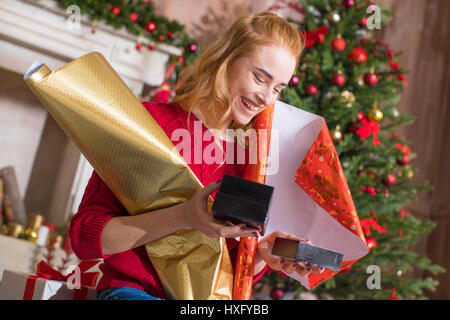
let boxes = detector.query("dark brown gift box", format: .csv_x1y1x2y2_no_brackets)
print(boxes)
211,174,274,235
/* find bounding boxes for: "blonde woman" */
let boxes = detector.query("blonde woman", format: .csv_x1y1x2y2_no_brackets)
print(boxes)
70,12,323,301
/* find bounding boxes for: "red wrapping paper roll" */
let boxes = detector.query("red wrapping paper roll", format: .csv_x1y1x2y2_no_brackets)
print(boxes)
232,104,274,300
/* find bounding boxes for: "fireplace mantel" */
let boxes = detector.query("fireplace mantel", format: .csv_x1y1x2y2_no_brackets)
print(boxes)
0,0,182,94
0,0,182,225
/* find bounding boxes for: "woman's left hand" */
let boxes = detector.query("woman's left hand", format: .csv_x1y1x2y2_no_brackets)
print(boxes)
257,230,325,277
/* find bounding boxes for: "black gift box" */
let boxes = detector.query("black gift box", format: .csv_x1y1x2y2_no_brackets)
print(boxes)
272,238,344,272
211,174,274,235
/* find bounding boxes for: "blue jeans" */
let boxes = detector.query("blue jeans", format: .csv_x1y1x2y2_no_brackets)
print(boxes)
96,286,163,300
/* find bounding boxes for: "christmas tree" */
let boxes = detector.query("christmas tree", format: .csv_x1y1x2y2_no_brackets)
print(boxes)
258,0,445,300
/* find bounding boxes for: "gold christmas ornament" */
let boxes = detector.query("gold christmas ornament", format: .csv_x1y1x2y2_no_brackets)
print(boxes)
404,167,414,179
331,125,342,141
23,52,233,300
341,90,355,107
368,106,383,122
327,11,341,23
24,213,44,243
398,166,414,179
8,223,24,238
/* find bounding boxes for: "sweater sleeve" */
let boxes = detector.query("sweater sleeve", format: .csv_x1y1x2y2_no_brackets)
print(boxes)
69,170,126,260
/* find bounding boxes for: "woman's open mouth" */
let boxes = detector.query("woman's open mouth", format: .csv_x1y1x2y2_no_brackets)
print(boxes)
240,96,260,114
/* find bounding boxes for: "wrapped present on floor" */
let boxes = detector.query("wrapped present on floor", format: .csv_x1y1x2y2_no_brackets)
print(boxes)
0,260,100,300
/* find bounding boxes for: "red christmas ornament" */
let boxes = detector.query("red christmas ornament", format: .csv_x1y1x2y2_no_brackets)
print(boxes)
396,142,411,154
159,35,165,41
167,31,174,38
366,186,376,196
145,21,156,32
383,174,397,186
359,17,368,28
397,154,410,165
366,236,377,250
331,73,346,87
188,43,197,52
305,84,318,97
398,74,408,86
364,73,378,86
136,43,142,51
384,189,389,197
130,13,138,22
386,49,394,58
270,288,284,300
112,6,120,15
342,0,354,8
348,47,368,63
389,60,400,72
290,75,299,86
332,37,346,52
177,56,184,63
148,44,155,51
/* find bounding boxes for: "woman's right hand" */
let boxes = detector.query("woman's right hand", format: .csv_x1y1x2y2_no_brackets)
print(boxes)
180,179,260,238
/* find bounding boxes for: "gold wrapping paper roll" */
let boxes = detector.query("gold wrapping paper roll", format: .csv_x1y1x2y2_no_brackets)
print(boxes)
23,52,233,300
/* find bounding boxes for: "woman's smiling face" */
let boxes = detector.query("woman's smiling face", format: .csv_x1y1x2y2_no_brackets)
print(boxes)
227,45,297,126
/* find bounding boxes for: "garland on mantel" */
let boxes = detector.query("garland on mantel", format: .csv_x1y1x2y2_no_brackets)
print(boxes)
55,0,199,83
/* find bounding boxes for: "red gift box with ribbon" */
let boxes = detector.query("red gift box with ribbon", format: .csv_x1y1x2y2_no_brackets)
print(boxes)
0,260,100,300
23,260,100,300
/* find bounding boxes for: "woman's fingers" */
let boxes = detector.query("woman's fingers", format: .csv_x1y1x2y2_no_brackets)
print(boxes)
311,265,324,274
270,230,311,244
207,221,259,238
293,263,325,277
281,259,297,274
201,180,222,198
295,262,312,277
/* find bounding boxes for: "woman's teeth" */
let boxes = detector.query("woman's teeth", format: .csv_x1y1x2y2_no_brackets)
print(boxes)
242,97,258,111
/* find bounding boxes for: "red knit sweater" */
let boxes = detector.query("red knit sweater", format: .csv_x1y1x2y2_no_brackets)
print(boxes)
69,101,269,299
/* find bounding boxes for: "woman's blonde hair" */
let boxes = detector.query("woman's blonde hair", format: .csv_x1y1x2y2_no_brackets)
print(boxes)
173,12,303,131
